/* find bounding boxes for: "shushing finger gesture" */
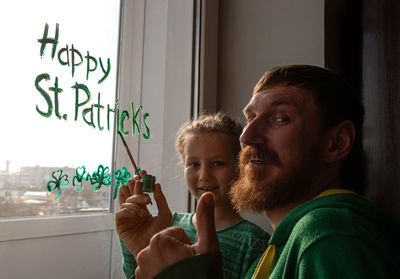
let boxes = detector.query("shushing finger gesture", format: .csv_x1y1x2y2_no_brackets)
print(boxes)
115,170,172,259
135,192,221,279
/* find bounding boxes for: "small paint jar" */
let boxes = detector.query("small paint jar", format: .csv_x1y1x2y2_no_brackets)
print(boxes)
141,174,156,192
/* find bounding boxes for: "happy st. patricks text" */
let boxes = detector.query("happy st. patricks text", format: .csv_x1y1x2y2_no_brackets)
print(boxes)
35,23,150,138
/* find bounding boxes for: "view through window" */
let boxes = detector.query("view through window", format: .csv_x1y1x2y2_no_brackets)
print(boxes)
0,0,121,218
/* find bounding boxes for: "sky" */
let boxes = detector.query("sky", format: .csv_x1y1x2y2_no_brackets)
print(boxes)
0,0,120,174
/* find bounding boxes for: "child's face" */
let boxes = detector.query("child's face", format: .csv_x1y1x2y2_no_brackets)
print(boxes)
183,132,237,207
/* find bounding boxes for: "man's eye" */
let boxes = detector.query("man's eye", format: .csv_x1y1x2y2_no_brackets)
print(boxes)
273,116,290,124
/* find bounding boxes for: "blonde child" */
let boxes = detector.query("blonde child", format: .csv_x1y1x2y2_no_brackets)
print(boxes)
115,112,269,278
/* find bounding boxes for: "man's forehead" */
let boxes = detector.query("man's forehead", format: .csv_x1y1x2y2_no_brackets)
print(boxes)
244,86,314,113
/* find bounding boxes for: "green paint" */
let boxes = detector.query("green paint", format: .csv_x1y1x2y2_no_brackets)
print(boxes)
112,166,132,200
46,169,69,200
35,23,152,138
94,93,104,131
120,110,129,136
70,44,83,78
98,57,111,84
85,50,97,80
142,112,151,139
38,23,59,59
72,166,87,192
89,165,111,192
38,23,111,83
82,105,95,128
72,82,91,121
130,101,141,136
107,103,115,131
35,74,152,138
57,44,70,66
34,73,52,118
48,76,63,119
45,165,151,200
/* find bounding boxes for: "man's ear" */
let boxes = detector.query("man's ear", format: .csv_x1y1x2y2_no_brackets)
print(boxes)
323,120,356,163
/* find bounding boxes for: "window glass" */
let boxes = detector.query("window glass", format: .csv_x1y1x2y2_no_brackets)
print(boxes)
0,0,120,218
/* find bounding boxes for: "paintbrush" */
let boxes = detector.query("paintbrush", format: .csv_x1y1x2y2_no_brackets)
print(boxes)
117,131,141,177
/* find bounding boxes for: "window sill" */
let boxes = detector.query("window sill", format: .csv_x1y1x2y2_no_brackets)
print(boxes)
0,213,115,242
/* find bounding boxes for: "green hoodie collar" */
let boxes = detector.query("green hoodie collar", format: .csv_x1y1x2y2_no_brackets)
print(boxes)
269,189,359,245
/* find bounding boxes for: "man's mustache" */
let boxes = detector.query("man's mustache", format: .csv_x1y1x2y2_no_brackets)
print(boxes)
239,146,281,167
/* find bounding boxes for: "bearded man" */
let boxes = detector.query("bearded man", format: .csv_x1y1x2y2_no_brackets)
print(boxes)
134,65,400,279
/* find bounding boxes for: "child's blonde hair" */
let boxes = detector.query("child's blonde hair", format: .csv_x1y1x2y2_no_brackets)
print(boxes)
175,111,243,163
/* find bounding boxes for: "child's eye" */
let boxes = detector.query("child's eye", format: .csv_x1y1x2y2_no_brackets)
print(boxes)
187,162,199,167
213,161,226,167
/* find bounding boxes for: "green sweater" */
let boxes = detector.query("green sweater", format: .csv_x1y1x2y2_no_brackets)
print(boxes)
120,212,269,279
155,193,400,278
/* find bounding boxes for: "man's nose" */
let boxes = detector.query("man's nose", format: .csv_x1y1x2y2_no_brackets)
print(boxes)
240,119,265,147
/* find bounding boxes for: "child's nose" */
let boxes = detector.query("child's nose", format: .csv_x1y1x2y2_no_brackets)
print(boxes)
199,165,211,181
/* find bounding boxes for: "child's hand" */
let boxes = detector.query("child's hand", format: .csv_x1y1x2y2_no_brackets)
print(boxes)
115,170,172,259
135,192,220,279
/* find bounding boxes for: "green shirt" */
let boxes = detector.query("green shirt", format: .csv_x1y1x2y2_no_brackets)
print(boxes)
265,193,400,278
155,193,400,278
120,212,269,279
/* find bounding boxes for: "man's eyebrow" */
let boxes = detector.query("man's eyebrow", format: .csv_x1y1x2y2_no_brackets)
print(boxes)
269,98,304,111
242,99,298,115
242,95,306,116
270,98,298,107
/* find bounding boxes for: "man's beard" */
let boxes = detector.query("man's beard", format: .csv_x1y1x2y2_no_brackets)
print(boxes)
229,146,315,212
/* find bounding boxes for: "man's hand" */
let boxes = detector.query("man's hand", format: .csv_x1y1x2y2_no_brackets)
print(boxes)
135,192,220,279
115,170,172,258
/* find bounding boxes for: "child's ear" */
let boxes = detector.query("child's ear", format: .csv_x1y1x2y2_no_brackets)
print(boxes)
323,120,356,163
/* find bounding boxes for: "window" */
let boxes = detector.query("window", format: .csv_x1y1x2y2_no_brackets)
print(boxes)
0,0,120,218
0,1,196,278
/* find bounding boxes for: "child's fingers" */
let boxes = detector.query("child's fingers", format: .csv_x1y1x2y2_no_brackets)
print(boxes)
126,193,152,205
133,180,143,195
118,184,131,205
127,179,136,195
120,202,148,218
128,169,147,194
116,207,140,220
132,169,147,180
153,184,171,219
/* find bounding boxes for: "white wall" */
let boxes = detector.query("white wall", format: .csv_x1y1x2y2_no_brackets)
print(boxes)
218,0,325,120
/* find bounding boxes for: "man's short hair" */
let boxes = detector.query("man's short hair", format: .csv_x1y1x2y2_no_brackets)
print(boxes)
254,65,366,194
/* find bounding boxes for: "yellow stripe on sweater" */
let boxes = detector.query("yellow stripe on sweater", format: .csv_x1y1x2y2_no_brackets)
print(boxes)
251,244,276,279
314,188,356,199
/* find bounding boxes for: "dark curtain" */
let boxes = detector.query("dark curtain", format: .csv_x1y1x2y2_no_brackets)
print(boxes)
325,0,400,221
